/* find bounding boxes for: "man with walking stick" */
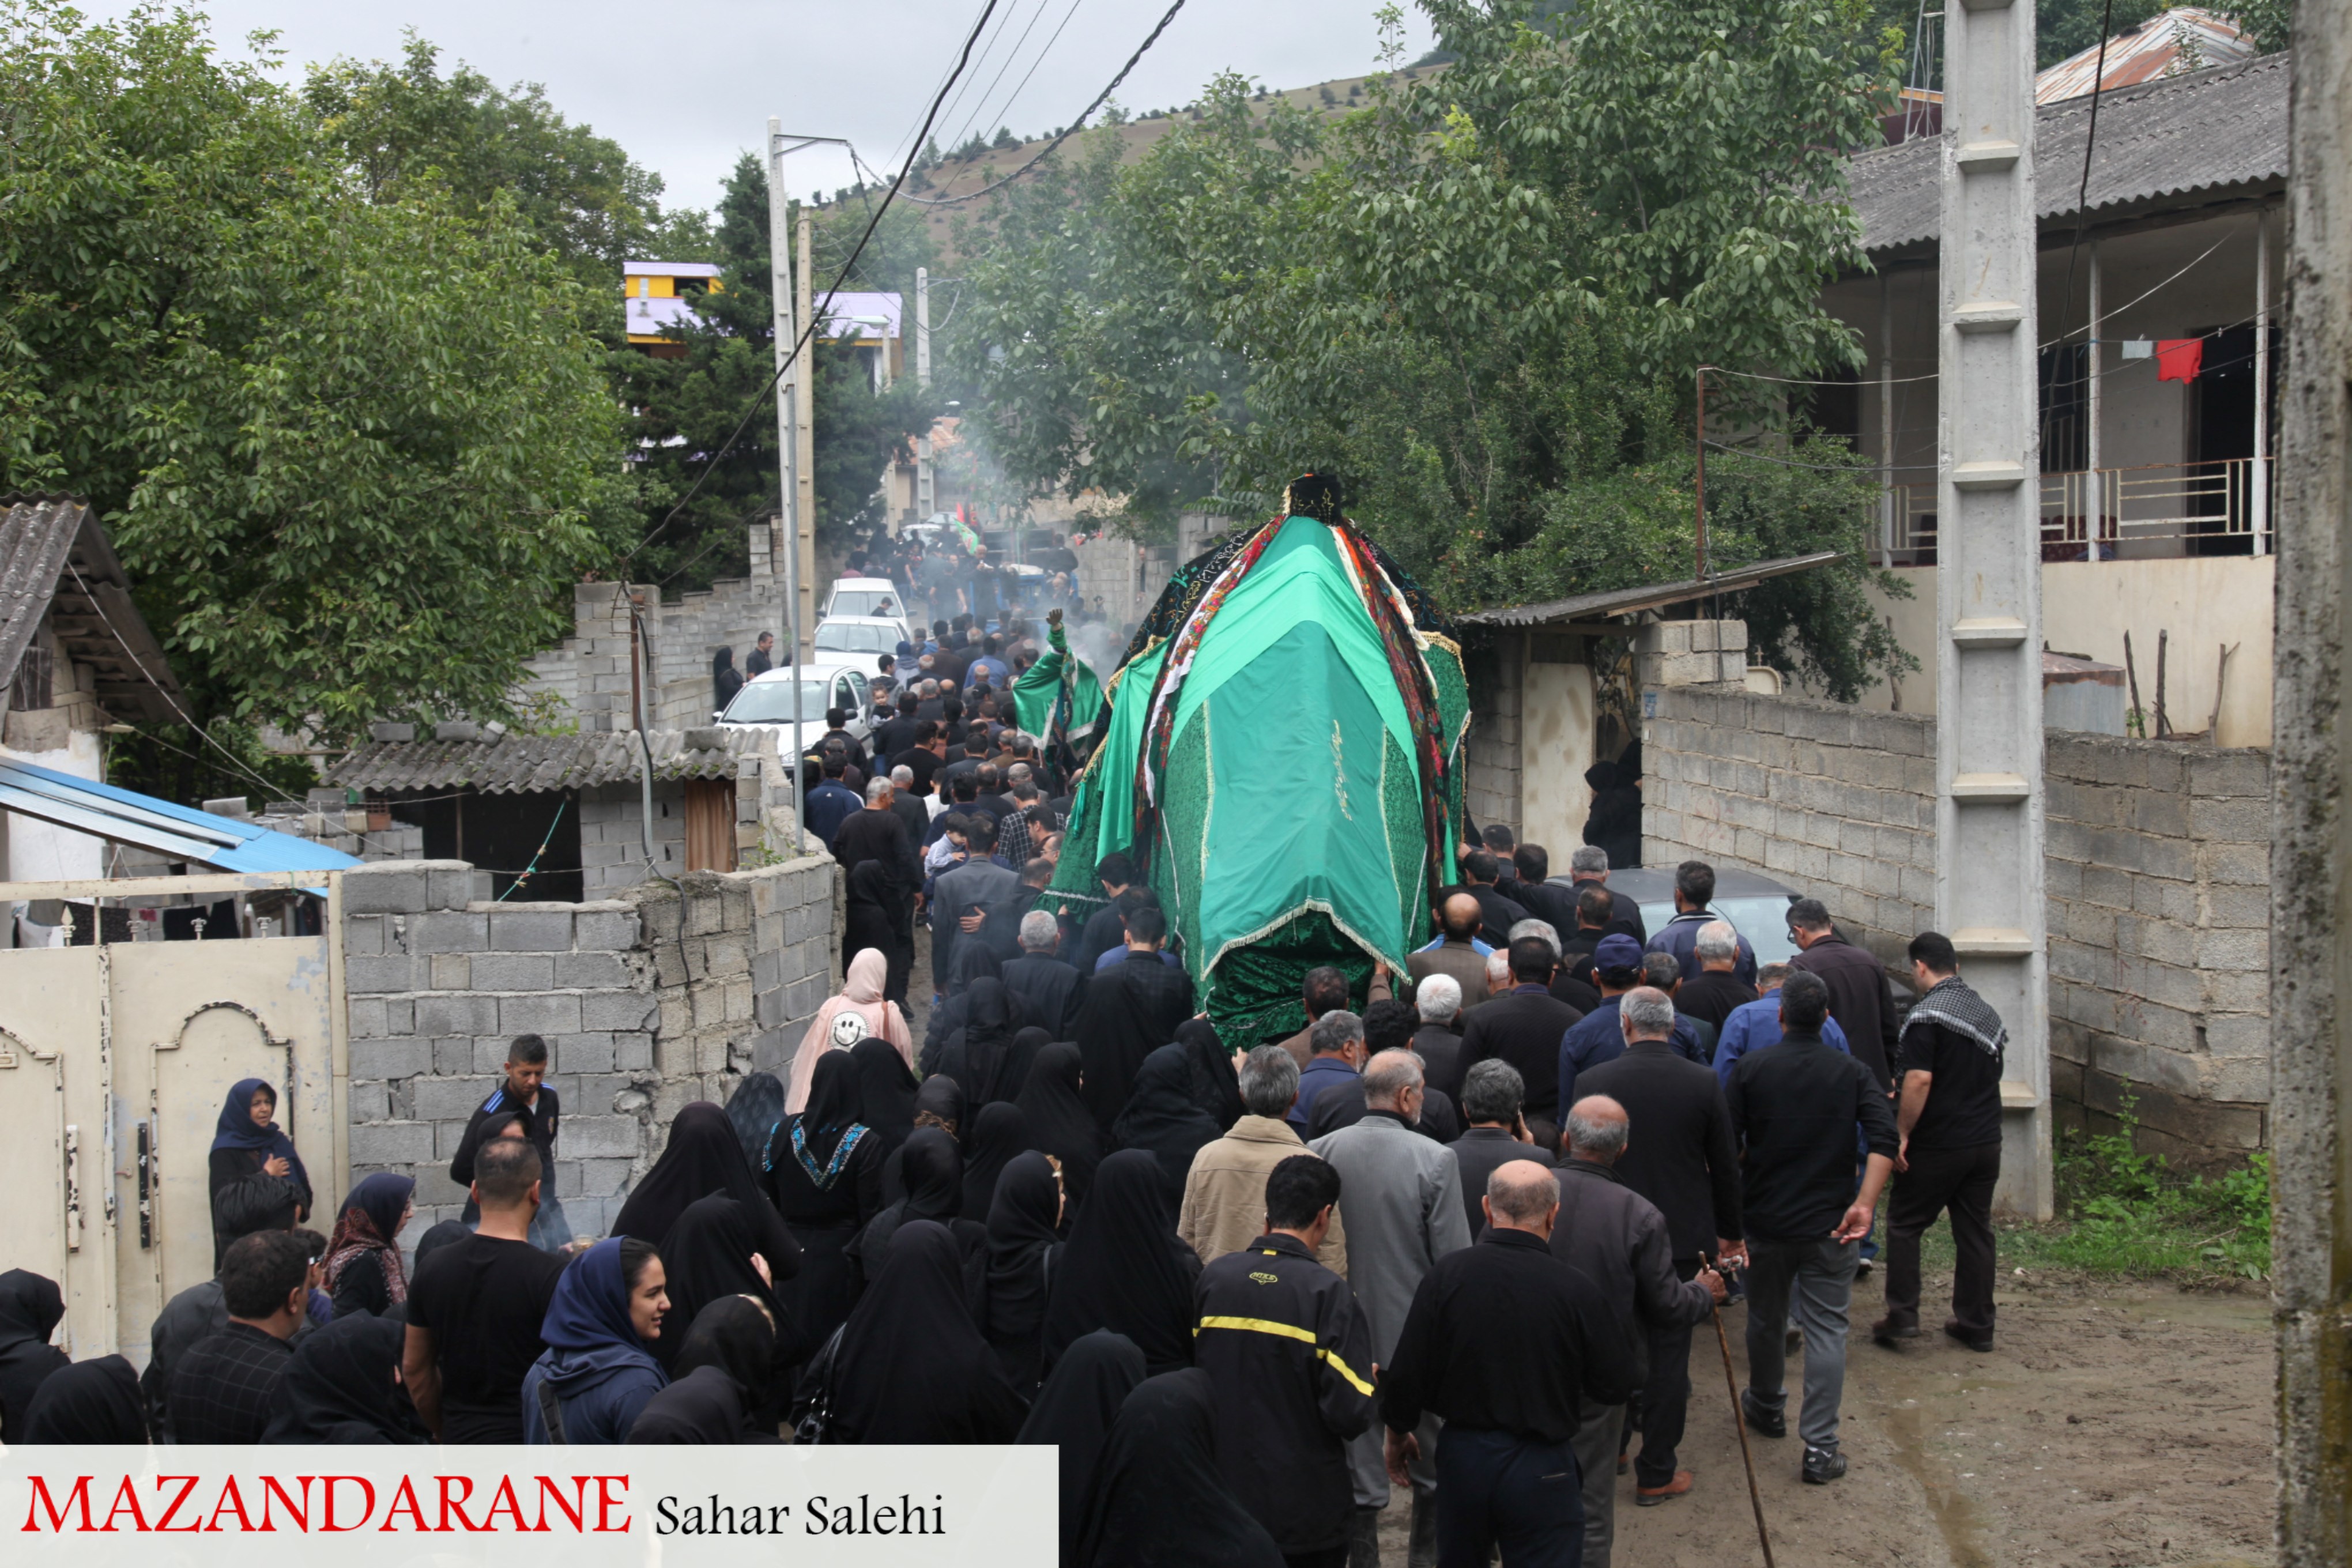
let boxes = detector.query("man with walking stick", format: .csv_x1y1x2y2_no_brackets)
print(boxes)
1722,971,1899,1484
1549,1095,1727,1567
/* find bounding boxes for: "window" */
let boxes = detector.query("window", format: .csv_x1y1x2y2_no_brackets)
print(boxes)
816,623,895,653
684,778,734,873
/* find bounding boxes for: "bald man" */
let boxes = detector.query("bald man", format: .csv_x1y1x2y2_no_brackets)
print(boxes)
1381,1158,1636,1568
1408,890,1493,1008
1551,1096,1727,1562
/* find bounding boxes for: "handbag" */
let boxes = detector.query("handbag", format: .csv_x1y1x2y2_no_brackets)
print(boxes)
790,1324,848,1445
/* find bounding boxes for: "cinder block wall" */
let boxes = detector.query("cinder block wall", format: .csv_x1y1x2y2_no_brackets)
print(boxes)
1464,633,1525,831
1642,684,2272,1167
342,853,838,1243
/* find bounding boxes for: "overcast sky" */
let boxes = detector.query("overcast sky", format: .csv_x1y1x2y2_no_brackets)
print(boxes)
81,0,1433,213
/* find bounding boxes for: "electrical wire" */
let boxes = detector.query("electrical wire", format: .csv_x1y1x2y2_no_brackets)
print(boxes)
900,0,1189,208
965,0,1092,154
935,0,1068,161
622,0,1008,568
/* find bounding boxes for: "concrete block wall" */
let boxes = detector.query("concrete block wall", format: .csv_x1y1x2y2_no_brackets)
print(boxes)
1069,536,1174,629
2043,734,2272,1162
1642,683,2274,1166
341,851,839,1242
518,571,794,736
1464,633,1525,830
575,751,803,896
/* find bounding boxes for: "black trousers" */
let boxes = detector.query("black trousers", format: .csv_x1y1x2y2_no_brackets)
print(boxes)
1883,1141,2000,1339
1434,1427,1583,1568
1627,1257,1701,1487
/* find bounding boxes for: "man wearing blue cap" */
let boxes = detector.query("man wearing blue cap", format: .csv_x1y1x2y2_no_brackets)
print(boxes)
1554,933,1653,1115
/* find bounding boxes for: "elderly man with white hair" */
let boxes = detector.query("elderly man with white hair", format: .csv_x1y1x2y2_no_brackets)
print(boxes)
998,906,1084,1036
1411,972,1467,1096
1678,919,1760,1033
1313,1049,1474,1565
1567,844,1646,940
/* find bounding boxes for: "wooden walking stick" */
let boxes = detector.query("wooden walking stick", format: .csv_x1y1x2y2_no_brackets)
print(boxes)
1708,1257,1777,1568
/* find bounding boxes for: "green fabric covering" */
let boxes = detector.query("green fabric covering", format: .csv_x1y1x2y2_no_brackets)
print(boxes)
1045,515,1469,1042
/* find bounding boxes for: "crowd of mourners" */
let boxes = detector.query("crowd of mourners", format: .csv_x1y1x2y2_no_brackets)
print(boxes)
0,828,2010,1568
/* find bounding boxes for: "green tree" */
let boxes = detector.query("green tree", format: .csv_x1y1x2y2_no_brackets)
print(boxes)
945,0,1916,695
300,33,705,291
0,1,622,745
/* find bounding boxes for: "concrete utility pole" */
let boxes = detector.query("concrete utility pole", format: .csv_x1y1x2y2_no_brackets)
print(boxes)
796,211,819,656
1935,0,2049,1216
915,267,935,523
766,117,806,845
2271,0,2352,1554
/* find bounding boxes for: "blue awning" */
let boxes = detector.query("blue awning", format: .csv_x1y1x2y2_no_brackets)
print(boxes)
0,758,361,875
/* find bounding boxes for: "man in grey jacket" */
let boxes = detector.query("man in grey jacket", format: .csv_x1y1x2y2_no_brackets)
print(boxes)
1551,1095,1727,1566
1313,1050,1475,1567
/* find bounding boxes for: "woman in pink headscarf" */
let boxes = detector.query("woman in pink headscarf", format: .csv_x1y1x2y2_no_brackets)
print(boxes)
786,948,915,1113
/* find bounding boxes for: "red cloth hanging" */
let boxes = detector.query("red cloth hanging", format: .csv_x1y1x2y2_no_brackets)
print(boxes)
2156,338,2205,383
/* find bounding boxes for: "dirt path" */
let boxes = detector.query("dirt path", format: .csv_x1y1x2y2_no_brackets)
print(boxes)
1379,1266,2274,1567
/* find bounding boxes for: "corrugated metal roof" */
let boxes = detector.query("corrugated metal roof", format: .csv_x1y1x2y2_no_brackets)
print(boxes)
1847,50,2288,254
624,260,723,278
0,494,183,723
325,729,775,794
2036,8,2257,104
0,757,360,873
1457,552,1843,628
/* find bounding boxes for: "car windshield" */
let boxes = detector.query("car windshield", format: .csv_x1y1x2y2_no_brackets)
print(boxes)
723,679,832,723
816,622,896,653
829,590,899,619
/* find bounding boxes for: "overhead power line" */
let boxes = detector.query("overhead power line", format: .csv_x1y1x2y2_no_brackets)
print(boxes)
901,0,1189,208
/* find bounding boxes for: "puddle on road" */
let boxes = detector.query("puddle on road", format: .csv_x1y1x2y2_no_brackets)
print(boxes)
1884,1400,1996,1568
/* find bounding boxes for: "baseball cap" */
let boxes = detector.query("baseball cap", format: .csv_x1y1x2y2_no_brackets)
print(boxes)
1593,933,1646,970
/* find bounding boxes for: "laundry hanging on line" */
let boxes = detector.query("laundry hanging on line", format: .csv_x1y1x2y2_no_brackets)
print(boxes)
2155,338,2206,383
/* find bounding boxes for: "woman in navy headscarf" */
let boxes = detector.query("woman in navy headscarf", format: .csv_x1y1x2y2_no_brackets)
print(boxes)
208,1078,312,1268
522,1237,670,1443
321,1173,414,1320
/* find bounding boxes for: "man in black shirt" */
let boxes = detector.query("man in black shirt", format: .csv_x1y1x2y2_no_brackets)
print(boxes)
1575,987,1743,1507
169,1230,306,1443
1723,971,1898,1485
1567,845,1646,941
890,721,947,798
872,691,921,759
1676,920,1759,1034
1068,851,1138,974
1457,934,1584,1145
1875,931,2007,1354
1450,1060,1553,1237
448,1032,567,1249
1073,904,1196,1132
405,1137,572,1442
1381,1160,1635,1567
1499,843,1580,936
1460,849,1530,949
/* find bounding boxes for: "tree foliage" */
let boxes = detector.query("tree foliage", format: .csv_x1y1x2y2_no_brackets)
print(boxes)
0,1,621,742
945,0,1916,696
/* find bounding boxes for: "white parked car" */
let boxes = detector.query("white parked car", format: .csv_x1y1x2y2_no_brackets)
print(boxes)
812,615,911,680
821,576,910,623
716,662,873,756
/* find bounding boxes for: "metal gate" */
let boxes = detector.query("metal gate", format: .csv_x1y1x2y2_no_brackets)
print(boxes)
0,870,346,1361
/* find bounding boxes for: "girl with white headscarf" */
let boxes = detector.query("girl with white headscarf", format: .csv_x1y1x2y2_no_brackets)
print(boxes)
785,948,914,1113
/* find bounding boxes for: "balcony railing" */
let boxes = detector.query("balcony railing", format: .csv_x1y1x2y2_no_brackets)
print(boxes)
1882,457,2274,565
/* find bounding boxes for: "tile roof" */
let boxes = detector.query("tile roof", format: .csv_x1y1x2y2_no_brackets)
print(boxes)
325,729,776,794
0,493,183,723
1846,50,2288,254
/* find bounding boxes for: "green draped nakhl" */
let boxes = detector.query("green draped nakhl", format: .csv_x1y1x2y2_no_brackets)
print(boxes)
1042,514,1471,1046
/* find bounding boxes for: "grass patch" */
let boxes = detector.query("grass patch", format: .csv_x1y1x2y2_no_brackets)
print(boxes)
1910,1098,2270,1286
